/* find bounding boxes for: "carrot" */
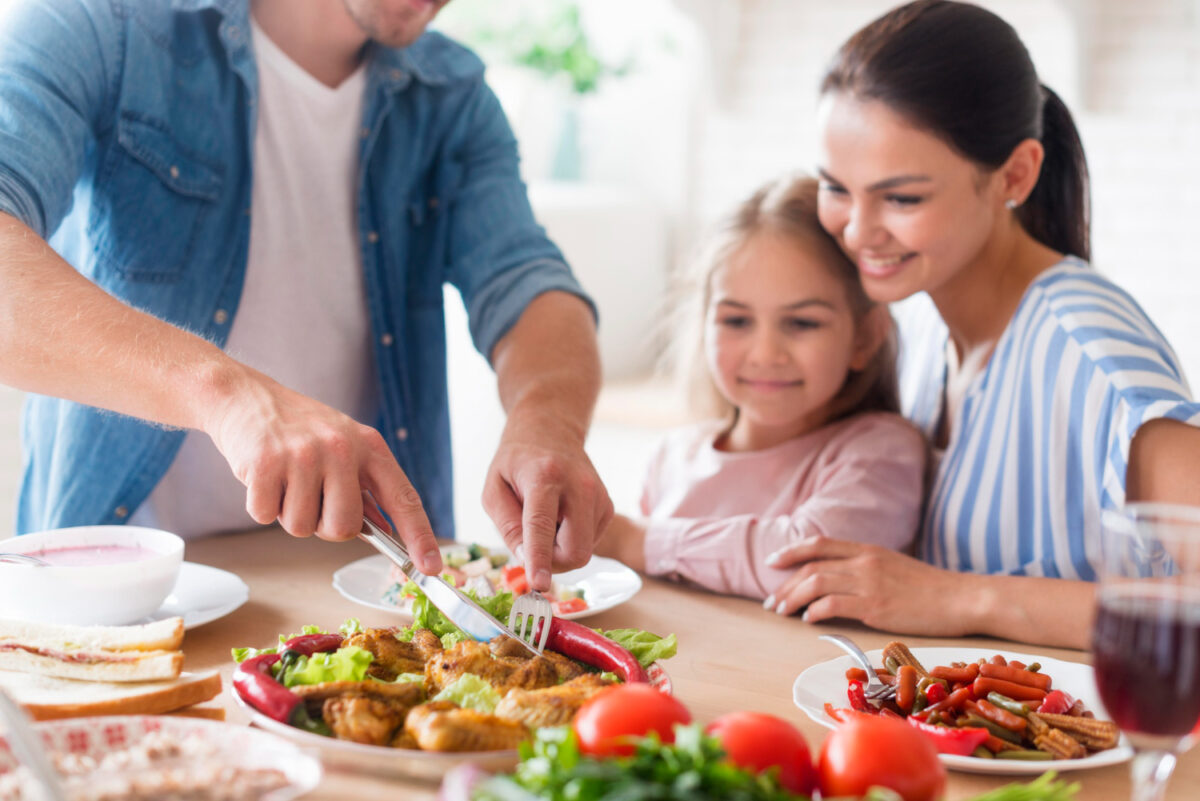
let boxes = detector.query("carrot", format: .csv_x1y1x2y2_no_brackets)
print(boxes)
979,662,1052,691
990,654,1008,666
921,685,974,717
896,665,919,712
931,663,980,683
975,698,1028,733
845,667,868,682
972,676,1047,703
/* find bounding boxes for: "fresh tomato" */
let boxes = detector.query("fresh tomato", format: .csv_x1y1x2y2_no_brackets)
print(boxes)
552,597,588,615
818,715,945,801
705,712,816,796
573,684,691,758
501,565,529,596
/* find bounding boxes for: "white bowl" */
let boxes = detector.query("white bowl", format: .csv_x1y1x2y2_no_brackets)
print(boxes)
0,525,184,625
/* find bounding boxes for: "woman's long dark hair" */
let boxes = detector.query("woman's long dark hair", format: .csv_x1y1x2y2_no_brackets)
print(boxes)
821,0,1091,261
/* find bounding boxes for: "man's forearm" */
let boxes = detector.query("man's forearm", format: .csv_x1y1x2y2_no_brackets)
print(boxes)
490,290,601,437
0,212,246,433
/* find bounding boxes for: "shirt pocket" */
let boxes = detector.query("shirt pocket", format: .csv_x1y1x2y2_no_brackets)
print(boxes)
89,112,223,283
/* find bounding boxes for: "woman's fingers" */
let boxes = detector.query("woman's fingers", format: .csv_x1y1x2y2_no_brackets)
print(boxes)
767,562,857,616
765,534,867,568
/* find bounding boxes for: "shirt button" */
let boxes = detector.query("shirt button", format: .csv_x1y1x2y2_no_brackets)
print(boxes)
360,127,370,140
214,309,229,325
169,165,180,180
367,231,379,244
428,197,439,210
380,333,394,346
114,506,129,518
657,560,670,571
395,427,409,442
389,69,403,82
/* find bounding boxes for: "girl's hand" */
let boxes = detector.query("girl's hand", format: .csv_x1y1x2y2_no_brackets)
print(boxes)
764,535,981,637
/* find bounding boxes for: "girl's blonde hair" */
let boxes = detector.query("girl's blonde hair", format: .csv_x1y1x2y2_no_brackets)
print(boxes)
667,174,900,424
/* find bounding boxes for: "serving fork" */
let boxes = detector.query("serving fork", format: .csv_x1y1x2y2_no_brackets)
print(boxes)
819,634,897,706
508,590,553,654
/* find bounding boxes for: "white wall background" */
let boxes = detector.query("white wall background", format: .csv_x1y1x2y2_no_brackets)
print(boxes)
1,0,1198,542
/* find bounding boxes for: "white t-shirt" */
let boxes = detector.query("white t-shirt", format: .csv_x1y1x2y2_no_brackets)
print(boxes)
131,20,377,538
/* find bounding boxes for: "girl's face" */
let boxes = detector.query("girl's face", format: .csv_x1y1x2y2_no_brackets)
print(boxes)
705,230,875,451
815,93,1005,304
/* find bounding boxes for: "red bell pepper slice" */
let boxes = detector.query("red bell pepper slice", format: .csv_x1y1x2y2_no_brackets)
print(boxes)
907,717,989,755
847,679,871,712
1036,689,1075,715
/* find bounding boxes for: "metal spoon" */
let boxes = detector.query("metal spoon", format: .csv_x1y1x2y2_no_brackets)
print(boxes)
0,553,49,567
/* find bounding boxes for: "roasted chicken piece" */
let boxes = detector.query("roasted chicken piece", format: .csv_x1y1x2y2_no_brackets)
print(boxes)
427,640,558,695
404,700,530,752
493,673,614,728
322,694,408,746
345,628,430,680
488,636,589,683
292,679,426,705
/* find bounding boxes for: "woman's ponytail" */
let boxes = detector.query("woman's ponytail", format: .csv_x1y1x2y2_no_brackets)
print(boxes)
1016,86,1091,261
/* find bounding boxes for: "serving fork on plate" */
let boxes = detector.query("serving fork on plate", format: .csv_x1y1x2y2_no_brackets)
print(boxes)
819,634,897,706
508,591,553,654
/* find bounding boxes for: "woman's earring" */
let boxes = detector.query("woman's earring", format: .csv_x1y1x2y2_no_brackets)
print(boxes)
1005,198,1018,210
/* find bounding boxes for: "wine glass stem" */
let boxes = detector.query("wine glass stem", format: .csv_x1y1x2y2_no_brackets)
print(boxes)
1130,749,1177,801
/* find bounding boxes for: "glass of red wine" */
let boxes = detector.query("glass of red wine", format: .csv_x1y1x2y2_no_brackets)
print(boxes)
1093,502,1200,801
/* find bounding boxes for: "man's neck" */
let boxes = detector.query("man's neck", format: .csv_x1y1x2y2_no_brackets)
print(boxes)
251,0,368,88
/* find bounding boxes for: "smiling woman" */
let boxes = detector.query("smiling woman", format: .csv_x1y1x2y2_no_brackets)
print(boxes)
764,0,1200,649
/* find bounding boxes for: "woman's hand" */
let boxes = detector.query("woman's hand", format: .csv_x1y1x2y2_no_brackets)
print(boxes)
764,535,981,637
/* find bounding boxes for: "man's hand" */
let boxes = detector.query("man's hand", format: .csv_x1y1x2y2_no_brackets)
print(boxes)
481,409,613,592
202,365,443,574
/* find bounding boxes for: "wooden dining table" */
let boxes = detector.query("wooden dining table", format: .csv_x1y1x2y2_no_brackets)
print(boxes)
182,527,1199,800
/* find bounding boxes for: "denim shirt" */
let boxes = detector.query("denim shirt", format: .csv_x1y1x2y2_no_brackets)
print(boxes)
0,0,593,538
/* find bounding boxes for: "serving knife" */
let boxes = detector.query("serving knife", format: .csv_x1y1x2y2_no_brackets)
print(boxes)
358,517,539,656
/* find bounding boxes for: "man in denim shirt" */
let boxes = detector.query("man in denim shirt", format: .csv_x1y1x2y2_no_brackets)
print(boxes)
0,0,612,589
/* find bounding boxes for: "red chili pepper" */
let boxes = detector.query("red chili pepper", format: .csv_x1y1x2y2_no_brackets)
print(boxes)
1036,689,1075,715
541,618,650,684
282,633,344,656
824,702,871,723
847,679,870,712
233,653,300,725
907,717,989,756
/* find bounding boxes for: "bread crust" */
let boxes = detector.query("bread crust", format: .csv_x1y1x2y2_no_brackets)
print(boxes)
7,670,223,721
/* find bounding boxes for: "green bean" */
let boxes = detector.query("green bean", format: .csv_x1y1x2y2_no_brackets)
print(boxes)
964,712,1023,744
987,692,1032,717
911,691,928,714
1025,662,1042,673
972,745,995,758
995,749,1054,760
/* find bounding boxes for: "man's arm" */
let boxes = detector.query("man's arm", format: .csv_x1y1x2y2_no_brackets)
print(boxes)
0,213,443,572
482,290,612,591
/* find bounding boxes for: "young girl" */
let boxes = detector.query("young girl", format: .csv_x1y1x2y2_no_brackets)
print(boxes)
595,175,926,608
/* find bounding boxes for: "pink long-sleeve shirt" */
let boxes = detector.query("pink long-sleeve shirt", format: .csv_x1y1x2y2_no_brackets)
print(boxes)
640,411,927,601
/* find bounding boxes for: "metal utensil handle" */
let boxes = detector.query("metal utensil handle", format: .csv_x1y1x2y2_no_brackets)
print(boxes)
359,518,416,575
818,634,884,683
0,689,69,801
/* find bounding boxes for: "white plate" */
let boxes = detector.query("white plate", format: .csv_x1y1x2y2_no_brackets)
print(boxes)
142,562,249,630
332,553,642,621
0,714,320,799
792,646,1133,775
232,660,671,781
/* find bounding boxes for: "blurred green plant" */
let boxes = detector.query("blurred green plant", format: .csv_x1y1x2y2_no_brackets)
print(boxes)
441,0,630,95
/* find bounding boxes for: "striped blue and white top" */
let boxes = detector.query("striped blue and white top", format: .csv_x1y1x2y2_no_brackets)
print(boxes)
894,258,1200,581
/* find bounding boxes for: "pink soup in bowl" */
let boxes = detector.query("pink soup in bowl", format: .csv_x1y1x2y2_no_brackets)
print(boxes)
0,526,184,625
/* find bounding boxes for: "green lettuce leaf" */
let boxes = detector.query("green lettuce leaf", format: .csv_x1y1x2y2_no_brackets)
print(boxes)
402,580,514,642
277,644,374,688
599,629,678,668
432,673,501,713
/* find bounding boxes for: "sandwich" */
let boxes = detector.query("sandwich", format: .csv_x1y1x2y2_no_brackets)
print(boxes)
0,667,222,721
0,616,184,682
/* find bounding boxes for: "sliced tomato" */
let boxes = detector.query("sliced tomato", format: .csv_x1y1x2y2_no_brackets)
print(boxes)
553,597,588,615
500,565,529,595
